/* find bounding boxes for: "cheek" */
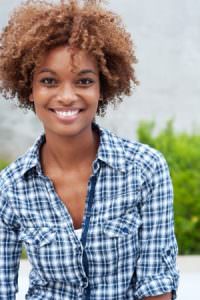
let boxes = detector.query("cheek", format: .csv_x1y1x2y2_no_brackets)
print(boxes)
32,80,50,97
32,87,46,99
33,105,42,119
88,88,100,104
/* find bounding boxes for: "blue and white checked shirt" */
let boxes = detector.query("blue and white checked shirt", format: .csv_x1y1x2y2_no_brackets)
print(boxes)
0,124,179,300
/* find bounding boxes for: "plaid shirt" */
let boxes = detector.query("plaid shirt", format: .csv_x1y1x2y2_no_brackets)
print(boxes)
0,124,179,300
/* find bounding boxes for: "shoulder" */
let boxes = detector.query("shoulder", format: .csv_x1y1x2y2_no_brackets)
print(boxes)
0,155,28,191
0,134,44,191
103,126,167,168
99,125,170,186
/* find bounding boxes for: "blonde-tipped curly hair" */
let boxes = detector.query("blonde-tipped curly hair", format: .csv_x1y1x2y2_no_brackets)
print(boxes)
0,0,138,116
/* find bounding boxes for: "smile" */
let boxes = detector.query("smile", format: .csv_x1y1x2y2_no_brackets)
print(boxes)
49,108,82,123
54,109,80,117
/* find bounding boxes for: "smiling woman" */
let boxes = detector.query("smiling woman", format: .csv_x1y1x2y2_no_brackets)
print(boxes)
0,0,138,116
0,1,179,300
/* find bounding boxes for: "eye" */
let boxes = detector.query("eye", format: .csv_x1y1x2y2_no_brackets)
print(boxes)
40,77,57,86
76,78,95,86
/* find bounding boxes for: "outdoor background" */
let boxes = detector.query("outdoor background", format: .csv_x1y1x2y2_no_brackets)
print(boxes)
0,0,200,299
0,0,199,159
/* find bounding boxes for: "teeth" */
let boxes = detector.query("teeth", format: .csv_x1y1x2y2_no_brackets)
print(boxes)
55,110,79,117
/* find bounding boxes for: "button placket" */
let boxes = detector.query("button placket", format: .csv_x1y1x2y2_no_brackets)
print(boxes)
43,176,88,284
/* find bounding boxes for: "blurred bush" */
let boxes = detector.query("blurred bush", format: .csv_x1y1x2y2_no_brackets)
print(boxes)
137,120,200,254
0,159,9,170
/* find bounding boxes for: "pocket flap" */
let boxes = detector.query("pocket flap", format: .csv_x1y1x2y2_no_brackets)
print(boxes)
19,227,57,247
103,210,142,237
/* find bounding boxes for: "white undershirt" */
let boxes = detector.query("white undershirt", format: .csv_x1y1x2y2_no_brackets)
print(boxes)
74,228,82,240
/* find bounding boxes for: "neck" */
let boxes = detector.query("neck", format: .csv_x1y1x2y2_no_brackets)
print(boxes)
41,126,99,173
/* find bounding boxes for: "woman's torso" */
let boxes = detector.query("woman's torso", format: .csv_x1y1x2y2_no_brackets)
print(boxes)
0,126,177,299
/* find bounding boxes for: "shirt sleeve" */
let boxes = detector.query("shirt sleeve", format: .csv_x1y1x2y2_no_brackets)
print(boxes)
0,189,22,299
134,152,179,300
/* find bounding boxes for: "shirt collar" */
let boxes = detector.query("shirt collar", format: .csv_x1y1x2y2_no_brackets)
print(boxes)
93,123,127,172
20,123,127,177
20,133,45,177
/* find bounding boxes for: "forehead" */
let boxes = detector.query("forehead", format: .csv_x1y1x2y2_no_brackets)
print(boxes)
37,46,98,73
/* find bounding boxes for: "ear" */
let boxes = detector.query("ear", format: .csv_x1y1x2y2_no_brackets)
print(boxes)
98,92,103,101
29,93,34,103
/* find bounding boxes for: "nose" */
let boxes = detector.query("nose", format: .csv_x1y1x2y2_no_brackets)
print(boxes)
56,82,79,105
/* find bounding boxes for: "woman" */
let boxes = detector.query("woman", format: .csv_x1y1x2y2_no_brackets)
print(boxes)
0,1,179,299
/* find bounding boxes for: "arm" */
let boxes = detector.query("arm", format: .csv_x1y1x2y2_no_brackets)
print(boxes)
145,292,172,299
0,189,22,299
134,151,179,299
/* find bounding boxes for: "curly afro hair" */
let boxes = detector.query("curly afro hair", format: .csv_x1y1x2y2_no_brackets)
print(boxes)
0,0,139,116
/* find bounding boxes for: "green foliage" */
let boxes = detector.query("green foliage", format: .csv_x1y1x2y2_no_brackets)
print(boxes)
21,247,27,259
0,159,9,170
137,120,200,254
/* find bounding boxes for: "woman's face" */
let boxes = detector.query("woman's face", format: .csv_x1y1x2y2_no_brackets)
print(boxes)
29,45,100,140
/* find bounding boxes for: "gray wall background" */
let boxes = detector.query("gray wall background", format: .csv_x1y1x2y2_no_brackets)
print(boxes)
0,0,199,159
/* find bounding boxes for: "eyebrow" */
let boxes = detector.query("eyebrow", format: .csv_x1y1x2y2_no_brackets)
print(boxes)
78,69,97,75
37,68,57,75
38,68,98,76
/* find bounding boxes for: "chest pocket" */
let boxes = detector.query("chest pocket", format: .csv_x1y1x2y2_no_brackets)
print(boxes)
86,209,142,283
19,226,83,284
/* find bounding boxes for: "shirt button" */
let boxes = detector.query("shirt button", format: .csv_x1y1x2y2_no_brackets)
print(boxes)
122,227,129,234
78,289,83,298
166,249,171,255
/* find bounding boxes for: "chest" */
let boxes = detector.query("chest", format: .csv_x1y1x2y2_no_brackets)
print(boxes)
15,167,141,228
18,172,141,290
50,171,91,229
